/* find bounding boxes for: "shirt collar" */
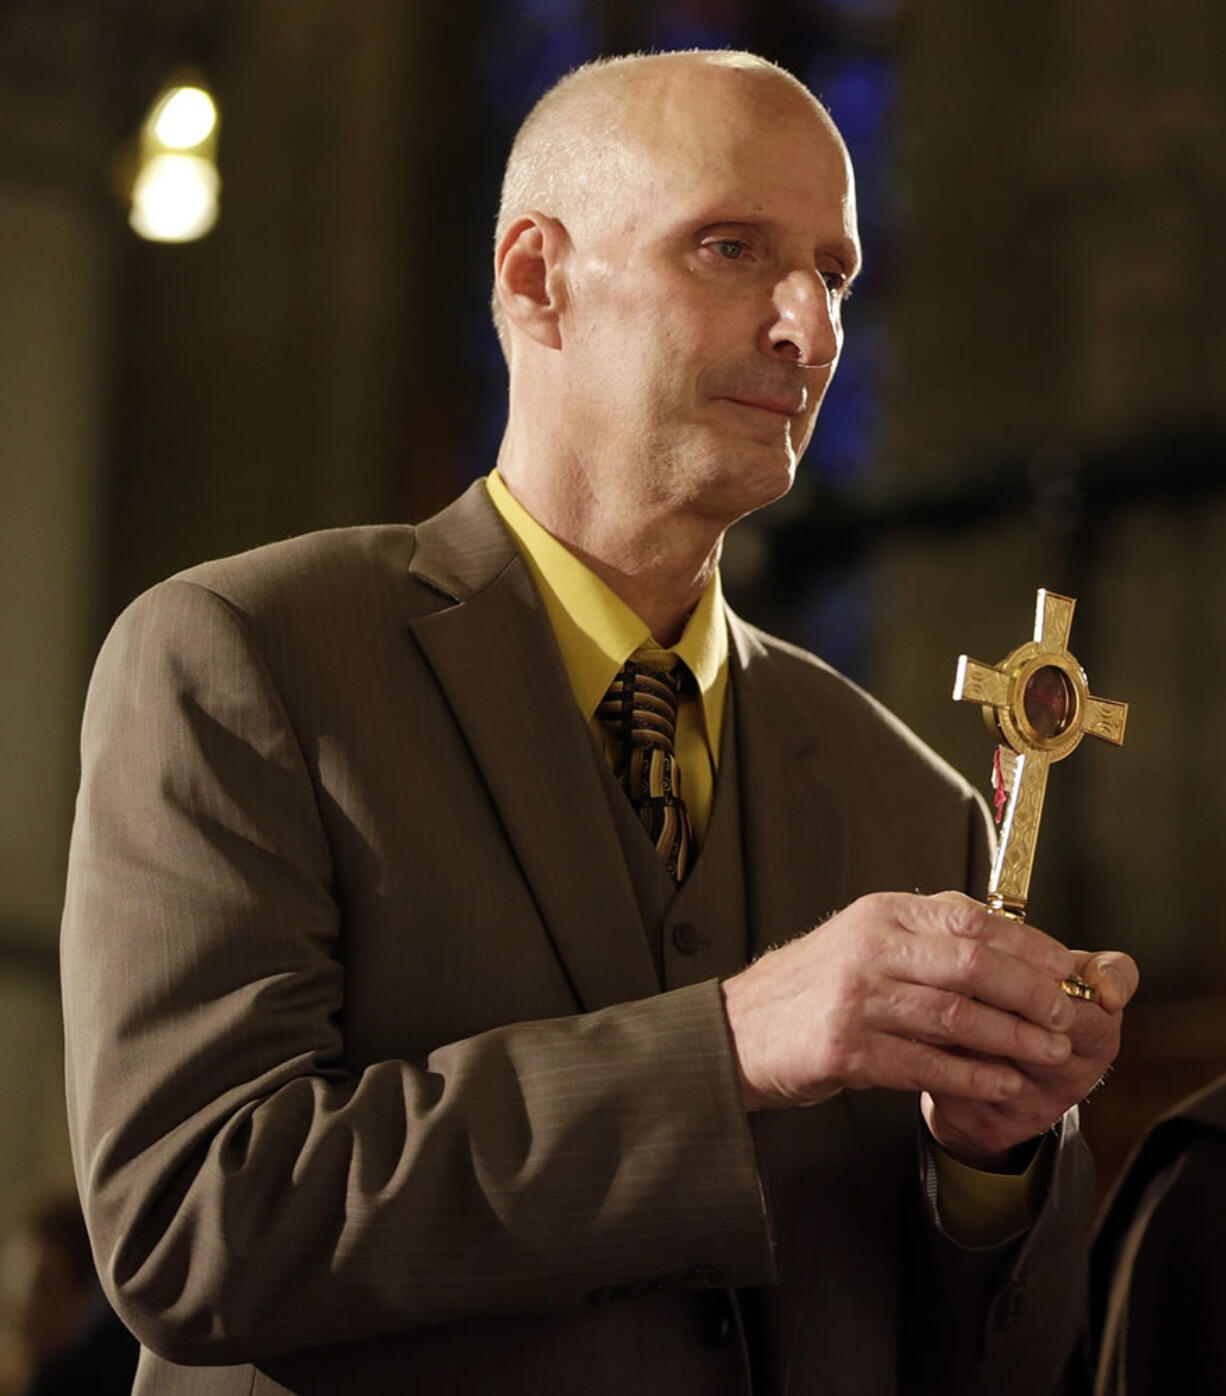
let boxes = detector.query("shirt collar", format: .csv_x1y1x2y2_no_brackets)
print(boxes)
485,470,728,754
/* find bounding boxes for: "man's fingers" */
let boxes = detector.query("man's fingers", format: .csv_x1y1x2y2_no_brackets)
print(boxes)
894,931,1075,1034
1070,950,1139,1013
894,985,1072,1067
879,1036,1025,1102
903,892,1075,980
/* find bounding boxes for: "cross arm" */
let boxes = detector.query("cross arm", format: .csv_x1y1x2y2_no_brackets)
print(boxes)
1083,695,1128,746
953,655,1010,708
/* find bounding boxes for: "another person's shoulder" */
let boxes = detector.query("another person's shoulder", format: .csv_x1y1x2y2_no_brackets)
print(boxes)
1166,1072,1226,1133
1085,1072,1226,1396
1100,1071,1226,1232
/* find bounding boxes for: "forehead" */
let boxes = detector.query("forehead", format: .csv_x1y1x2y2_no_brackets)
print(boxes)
616,68,855,235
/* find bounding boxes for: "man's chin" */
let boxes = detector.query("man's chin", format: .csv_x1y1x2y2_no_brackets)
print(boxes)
686,449,798,526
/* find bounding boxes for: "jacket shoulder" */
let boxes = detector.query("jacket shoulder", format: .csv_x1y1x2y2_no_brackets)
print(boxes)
736,617,980,807
94,526,435,703
167,525,420,614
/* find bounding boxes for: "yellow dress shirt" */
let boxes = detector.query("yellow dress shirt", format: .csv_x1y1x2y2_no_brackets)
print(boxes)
486,468,726,842
485,469,1040,1245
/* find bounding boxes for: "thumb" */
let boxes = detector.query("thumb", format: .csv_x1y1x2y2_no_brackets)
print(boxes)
1070,950,1139,1013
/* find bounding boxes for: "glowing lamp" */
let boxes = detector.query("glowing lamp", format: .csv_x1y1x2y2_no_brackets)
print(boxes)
129,80,221,244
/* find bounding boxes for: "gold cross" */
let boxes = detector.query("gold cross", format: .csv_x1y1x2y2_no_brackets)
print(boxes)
954,590,1128,1000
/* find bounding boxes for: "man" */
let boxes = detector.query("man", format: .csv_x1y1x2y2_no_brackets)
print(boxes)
62,50,1137,1394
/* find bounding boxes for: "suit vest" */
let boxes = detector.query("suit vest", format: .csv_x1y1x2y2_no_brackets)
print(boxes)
595,685,749,991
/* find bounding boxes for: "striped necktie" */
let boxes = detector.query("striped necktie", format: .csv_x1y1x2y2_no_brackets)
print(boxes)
597,651,695,883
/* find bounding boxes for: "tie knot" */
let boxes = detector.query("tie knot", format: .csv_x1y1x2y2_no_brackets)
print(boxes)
597,659,685,754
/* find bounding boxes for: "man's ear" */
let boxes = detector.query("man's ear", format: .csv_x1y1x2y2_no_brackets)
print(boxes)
495,213,569,350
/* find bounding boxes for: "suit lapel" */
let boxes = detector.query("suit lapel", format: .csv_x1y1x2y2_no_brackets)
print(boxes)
407,482,658,1013
728,609,849,956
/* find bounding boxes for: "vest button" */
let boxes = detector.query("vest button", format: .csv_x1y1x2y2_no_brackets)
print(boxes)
671,921,707,955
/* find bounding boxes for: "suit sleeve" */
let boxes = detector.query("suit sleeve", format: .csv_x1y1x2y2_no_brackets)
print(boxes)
61,579,773,1366
903,788,1097,1395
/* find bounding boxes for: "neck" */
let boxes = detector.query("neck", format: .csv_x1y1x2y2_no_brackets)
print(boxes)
497,450,724,649
569,532,721,649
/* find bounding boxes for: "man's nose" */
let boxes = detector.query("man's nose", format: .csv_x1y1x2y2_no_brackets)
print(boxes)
764,271,840,368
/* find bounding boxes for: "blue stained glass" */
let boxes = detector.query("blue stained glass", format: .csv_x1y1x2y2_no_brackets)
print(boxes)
807,53,895,158
808,341,882,486
519,0,589,23
529,28,600,95
481,17,601,121
825,60,892,145
644,19,742,49
807,0,900,17
642,10,743,51
642,0,746,48
797,568,872,682
806,53,899,281
465,1,604,485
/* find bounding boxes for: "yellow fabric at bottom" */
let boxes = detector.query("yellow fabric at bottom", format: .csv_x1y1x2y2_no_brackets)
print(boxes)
933,1141,1043,1247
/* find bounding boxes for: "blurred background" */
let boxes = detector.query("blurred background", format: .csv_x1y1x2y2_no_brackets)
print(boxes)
1,0,1223,1383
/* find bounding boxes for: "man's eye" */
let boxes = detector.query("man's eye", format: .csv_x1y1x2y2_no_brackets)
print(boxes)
820,269,847,294
710,239,747,260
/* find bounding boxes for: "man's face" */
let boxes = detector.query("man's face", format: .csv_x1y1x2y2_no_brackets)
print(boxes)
556,70,860,526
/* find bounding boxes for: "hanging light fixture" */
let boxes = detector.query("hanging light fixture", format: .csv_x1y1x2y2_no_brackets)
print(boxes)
129,76,221,243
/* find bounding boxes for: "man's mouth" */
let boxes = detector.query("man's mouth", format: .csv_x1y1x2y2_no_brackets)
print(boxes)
720,394,806,418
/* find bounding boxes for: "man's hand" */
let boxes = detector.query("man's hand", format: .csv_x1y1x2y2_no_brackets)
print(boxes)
720,891,1136,1158
922,945,1137,1166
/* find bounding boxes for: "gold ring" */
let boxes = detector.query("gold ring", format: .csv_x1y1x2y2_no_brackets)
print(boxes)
1059,974,1099,1003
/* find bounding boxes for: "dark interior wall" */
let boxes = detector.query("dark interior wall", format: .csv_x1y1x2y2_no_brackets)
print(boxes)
106,0,433,616
871,0,1226,1185
876,0,1226,957
0,0,127,1235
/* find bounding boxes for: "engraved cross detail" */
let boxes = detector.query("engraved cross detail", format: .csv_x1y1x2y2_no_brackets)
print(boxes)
953,589,1128,921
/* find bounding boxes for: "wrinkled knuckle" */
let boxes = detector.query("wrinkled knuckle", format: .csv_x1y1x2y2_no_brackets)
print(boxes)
937,992,969,1040
855,891,893,925
957,937,986,980
940,889,977,907
947,901,986,940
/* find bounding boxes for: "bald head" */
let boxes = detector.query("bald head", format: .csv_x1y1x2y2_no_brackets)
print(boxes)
491,47,860,573
492,51,842,353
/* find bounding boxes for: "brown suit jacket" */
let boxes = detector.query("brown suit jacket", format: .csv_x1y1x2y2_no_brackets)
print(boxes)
61,482,1094,1394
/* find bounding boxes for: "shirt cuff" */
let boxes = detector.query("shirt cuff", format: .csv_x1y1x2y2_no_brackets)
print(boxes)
930,1137,1048,1248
